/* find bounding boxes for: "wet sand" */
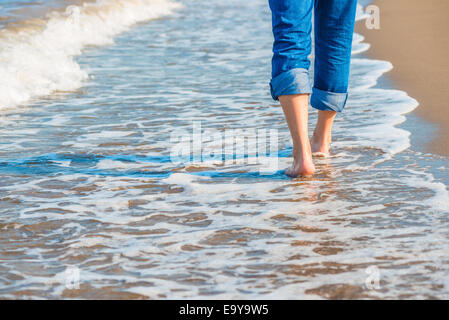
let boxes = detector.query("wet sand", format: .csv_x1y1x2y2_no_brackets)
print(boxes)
356,0,449,156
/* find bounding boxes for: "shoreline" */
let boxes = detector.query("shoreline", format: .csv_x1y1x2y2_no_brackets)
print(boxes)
355,0,449,157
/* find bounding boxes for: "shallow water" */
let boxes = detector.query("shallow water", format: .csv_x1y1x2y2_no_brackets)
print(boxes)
0,0,448,299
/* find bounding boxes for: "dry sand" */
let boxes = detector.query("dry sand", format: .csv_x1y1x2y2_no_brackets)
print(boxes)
356,0,449,156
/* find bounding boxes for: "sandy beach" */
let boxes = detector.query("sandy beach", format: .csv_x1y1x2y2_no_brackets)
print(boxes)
356,0,449,156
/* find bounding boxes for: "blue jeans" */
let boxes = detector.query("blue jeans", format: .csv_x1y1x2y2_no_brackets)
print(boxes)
269,0,357,112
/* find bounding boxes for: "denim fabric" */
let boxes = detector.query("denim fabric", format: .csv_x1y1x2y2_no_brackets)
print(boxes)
269,68,312,100
269,0,357,112
310,87,348,112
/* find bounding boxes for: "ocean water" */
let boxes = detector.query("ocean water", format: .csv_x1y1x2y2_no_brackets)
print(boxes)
0,0,448,299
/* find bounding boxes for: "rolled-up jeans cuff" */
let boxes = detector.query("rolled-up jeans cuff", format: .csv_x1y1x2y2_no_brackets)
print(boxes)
269,68,312,101
310,87,348,112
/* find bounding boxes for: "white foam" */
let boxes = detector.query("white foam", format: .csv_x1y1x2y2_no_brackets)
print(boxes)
404,171,449,212
96,158,145,169
0,0,181,111
79,130,133,139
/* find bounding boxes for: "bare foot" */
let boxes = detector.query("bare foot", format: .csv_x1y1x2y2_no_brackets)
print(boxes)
285,148,315,177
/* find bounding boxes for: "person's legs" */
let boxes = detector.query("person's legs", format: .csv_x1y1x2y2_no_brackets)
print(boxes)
311,110,336,155
279,94,315,176
269,0,315,176
311,0,358,154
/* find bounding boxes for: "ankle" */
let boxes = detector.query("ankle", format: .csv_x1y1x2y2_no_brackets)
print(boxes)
292,144,312,161
311,131,332,154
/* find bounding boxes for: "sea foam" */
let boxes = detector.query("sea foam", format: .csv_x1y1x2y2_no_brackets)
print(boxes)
0,0,181,111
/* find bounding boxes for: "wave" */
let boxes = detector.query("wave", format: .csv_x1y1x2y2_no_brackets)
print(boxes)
0,0,181,111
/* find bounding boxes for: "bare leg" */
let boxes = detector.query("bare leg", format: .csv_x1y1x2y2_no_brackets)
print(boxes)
279,94,315,177
311,110,337,155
